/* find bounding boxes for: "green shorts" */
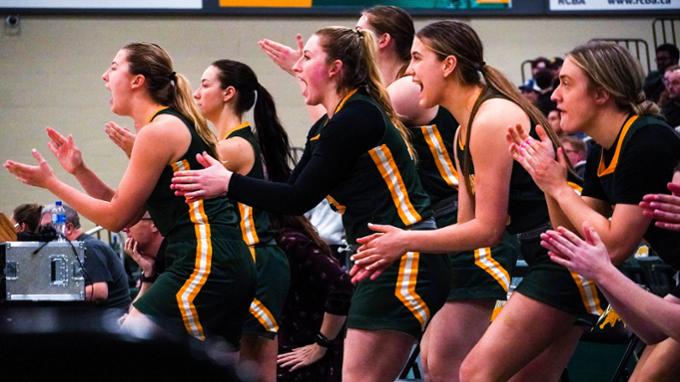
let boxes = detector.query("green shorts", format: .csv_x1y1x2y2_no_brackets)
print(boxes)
447,231,520,301
134,232,256,346
514,235,605,325
242,243,291,339
347,251,450,339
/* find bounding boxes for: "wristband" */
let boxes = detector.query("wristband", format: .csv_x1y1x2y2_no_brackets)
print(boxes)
140,272,157,283
315,332,333,348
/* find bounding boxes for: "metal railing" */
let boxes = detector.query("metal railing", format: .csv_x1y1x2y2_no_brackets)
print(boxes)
652,18,679,49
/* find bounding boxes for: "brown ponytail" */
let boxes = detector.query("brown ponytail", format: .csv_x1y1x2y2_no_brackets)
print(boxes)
315,26,415,156
123,42,218,158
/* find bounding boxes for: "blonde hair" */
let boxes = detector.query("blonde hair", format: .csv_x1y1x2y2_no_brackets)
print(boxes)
315,26,414,155
568,41,659,116
123,42,218,157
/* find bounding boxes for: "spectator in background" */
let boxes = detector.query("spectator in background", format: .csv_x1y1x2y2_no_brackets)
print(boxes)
660,65,680,129
11,203,42,240
41,204,130,313
122,211,166,292
534,67,557,115
519,79,540,105
644,43,679,103
547,107,563,137
559,135,587,178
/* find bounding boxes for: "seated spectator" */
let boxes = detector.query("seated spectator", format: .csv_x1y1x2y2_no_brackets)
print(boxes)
273,215,352,382
661,65,680,129
122,212,166,307
560,135,587,178
41,204,130,312
534,67,557,115
547,107,563,137
12,203,42,240
644,43,679,103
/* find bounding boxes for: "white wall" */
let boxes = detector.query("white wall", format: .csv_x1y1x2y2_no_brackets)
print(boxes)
0,14,656,227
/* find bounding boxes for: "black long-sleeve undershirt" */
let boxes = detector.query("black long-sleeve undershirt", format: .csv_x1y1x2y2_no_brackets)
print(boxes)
228,100,386,215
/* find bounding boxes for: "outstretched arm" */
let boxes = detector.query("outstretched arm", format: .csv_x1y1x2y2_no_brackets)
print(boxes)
543,223,680,344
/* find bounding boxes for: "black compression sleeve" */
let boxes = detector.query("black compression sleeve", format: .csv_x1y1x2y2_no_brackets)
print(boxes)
228,100,386,214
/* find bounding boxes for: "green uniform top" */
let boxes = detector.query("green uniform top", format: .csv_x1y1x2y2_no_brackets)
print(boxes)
227,88,433,244
455,90,549,234
224,122,275,246
410,106,459,205
146,107,239,238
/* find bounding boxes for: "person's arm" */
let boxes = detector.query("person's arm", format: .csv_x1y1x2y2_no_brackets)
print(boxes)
85,282,109,303
387,76,437,126
46,127,116,201
508,123,655,263
543,224,680,344
351,99,526,279
6,117,185,231
172,102,384,215
217,136,255,176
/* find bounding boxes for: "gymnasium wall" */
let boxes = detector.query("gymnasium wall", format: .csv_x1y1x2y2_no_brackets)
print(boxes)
0,15,657,227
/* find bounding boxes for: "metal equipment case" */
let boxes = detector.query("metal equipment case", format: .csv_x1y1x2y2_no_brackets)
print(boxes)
1,241,85,301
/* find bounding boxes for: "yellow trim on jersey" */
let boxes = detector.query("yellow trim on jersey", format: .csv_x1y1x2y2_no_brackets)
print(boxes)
325,195,346,214
238,202,260,246
420,124,459,188
249,297,279,333
569,272,604,316
309,134,321,142
567,181,583,195
598,115,638,177
369,144,422,226
474,247,510,292
394,252,430,329
149,106,170,123
335,88,359,115
248,245,256,263
457,126,465,150
224,121,252,140
172,159,211,341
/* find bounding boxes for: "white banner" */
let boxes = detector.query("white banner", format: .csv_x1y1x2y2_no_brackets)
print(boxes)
550,0,680,11
0,0,202,9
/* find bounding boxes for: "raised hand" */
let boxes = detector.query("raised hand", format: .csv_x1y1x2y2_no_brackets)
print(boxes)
104,121,136,158
277,343,327,371
171,152,231,201
507,124,568,195
258,34,304,76
46,127,84,174
4,149,57,189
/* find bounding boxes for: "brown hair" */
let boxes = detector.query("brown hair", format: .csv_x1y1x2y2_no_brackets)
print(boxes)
315,26,414,155
123,42,217,157
560,135,587,155
13,203,42,233
416,21,563,195
362,5,414,77
568,41,659,116
211,59,293,182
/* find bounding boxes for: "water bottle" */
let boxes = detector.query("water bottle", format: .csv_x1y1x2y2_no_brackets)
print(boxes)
52,200,66,241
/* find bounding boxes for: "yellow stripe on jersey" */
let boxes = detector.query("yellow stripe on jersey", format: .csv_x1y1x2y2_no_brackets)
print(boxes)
567,181,583,195
224,121,252,140
248,246,256,263
569,272,604,316
394,252,430,329
249,298,279,333
369,144,422,226
334,88,358,114
172,159,211,341
325,195,346,214
420,124,459,188
598,115,638,177
474,247,510,292
309,134,321,142
238,202,260,247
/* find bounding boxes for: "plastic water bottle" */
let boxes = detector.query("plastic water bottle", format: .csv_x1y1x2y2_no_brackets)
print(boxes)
52,200,66,241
